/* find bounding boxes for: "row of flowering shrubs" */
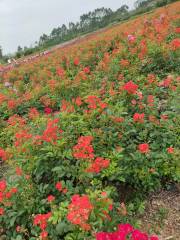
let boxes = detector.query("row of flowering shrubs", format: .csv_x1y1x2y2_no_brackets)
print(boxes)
0,2,180,239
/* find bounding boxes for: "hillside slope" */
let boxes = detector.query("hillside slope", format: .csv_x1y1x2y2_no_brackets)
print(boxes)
0,2,180,240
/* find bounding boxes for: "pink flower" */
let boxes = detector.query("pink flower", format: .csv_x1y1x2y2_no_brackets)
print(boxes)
131,229,148,240
150,236,159,240
96,232,110,240
118,223,134,235
128,35,136,43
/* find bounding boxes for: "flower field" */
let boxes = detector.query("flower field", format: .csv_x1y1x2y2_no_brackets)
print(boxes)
0,2,180,240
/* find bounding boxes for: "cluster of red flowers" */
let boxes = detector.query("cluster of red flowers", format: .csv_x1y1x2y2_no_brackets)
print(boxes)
7,99,17,110
96,223,159,240
73,136,94,159
61,99,75,113
33,212,51,239
159,76,172,88
67,194,93,231
120,59,130,67
28,107,40,119
0,180,18,215
0,93,6,105
147,74,156,84
86,157,110,173
56,67,65,77
55,181,67,194
85,95,107,110
74,96,83,106
133,113,145,123
123,81,138,94
7,114,26,126
41,118,59,144
14,130,32,147
73,136,110,173
147,95,154,107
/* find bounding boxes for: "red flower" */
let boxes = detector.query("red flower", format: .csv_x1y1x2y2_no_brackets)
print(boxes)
170,38,180,50
175,27,180,33
62,188,68,194
16,167,23,176
7,100,17,110
120,59,130,67
74,58,80,66
0,180,6,192
47,195,55,202
44,107,52,115
147,95,154,107
138,143,149,154
0,148,7,161
75,96,83,106
133,113,145,123
84,66,90,74
123,81,138,94
167,147,174,154
161,114,168,121
56,67,65,77
56,182,62,191
10,187,18,194
40,231,48,239
0,208,4,215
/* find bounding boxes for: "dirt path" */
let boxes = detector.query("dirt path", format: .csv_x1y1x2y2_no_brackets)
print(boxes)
139,188,180,240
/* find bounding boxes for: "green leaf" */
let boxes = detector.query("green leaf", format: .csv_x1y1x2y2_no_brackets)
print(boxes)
56,221,68,235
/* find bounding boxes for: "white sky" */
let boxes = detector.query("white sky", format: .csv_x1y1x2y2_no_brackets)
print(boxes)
0,0,136,54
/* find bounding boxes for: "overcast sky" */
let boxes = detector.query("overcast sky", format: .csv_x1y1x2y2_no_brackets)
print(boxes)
0,0,136,54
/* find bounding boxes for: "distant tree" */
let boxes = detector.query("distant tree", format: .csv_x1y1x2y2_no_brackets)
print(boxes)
39,34,49,45
17,46,23,52
134,0,152,8
0,46,3,59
